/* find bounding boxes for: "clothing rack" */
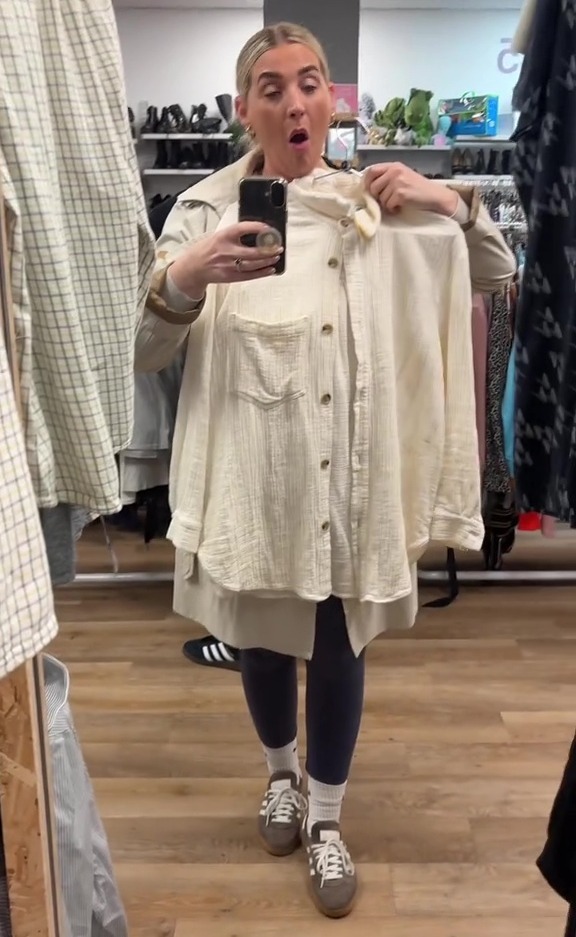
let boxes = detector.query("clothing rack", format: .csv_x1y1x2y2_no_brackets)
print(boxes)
0,183,62,937
421,172,574,586
456,175,517,189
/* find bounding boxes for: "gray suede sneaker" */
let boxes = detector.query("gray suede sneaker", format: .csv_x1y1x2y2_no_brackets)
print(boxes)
302,820,358,918
258,771,307,857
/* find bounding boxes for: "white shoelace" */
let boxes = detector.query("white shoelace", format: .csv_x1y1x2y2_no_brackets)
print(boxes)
310,838,355,886
263,787,307,826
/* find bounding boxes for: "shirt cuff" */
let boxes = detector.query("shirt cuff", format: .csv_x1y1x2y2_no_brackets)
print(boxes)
147,265,206,325
452,196,471,227
164,270,206,311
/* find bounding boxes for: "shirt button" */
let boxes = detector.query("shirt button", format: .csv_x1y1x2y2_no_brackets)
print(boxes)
328,257,339,268
321,324,333,334
321,459,330,469
340,218,351,228
321,393,332,405
321,521,330,532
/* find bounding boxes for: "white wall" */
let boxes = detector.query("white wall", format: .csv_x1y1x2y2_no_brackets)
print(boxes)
116,7,523,123
115,8,263,117
359,9,522,122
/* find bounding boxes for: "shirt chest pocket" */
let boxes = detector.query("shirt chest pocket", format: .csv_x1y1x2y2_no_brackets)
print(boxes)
228,313,309,410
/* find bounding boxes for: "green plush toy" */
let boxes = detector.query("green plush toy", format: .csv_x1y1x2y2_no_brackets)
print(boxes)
404,88,434,147
373,97,406,146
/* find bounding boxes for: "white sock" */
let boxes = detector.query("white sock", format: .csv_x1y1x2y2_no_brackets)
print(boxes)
306,776,347,834
264,738,301,782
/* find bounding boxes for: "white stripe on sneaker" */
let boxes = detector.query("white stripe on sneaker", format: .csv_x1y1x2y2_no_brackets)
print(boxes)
220,643,236,662
202,641,235,664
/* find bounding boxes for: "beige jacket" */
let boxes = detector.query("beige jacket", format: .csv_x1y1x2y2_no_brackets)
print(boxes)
134,158,516,613
136,153,516,374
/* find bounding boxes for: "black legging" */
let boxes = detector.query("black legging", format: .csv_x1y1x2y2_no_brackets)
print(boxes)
240,596,365,786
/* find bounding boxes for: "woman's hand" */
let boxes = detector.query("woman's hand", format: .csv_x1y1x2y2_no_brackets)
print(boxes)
364,163,459,217
169,222,283,299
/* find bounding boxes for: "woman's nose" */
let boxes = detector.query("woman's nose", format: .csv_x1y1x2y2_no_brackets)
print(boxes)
287,95,306,118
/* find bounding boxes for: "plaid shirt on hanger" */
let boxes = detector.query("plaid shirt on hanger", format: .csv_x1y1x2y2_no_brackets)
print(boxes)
0,0,154,514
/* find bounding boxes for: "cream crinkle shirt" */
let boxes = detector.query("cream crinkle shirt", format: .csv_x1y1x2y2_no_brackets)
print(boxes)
136,156,514,659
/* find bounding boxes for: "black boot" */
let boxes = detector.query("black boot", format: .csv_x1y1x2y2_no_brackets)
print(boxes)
195,103,221,135
153,140,168,169
141,105,158,134
128,107,136,139
167,140,182,169
501,148,512,175
156,106,174,134
462,148,474,174
215,140,232,168
178,146,195,169
487,148,501,176
168,104,189,133
216,93,233,127
473,149,486,175
451,147,464,175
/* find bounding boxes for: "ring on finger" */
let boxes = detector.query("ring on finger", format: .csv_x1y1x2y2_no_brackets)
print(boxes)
234,257,243,270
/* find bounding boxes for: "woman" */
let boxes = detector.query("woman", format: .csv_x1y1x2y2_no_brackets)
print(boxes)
136,23,516,919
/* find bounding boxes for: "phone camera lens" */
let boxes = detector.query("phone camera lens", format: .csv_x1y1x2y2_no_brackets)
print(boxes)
270,181,286,208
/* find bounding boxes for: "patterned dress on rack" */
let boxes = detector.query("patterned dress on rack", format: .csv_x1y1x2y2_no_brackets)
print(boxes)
484,289,513,495
512,0,576,522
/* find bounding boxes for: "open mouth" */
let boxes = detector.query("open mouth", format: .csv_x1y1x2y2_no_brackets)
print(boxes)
289,129,310,148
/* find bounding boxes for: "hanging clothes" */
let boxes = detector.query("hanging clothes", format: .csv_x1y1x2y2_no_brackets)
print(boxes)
0,0,154,514
471,292,490,472
119,354,184,505
120,193,185,508
0,312,58,679
43,656,128,937
512,0,576,523
484,289,513,495
501,337,516,476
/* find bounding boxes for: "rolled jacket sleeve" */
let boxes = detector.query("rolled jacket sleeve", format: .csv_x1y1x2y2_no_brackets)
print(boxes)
135,200,213,373
449,184,517,294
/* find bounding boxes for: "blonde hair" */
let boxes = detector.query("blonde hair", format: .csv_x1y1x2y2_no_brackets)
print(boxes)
236,22,330,98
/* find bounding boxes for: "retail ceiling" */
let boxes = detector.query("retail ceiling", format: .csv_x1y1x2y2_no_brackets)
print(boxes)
113,0,523,8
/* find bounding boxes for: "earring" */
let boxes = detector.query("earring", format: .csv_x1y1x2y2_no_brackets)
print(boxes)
245,123,254,136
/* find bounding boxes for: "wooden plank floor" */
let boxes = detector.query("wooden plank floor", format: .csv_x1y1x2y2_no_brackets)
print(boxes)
47,532,575,936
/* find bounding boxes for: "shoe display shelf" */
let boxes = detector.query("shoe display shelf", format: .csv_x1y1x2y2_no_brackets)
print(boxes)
357,143,453,178
135,100,235,193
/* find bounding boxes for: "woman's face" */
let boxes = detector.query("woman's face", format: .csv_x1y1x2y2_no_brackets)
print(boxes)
237,42,334,181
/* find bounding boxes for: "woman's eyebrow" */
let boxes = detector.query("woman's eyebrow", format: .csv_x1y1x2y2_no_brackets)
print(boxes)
257,65,320,84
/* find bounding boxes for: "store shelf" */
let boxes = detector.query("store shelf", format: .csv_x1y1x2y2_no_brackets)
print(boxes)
454,174,514,182
142,168,214,176
453,136,515,146
140,132,231,141
357,144,451,152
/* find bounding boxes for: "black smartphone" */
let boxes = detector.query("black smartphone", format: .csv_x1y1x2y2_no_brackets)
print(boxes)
238,176,287,275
